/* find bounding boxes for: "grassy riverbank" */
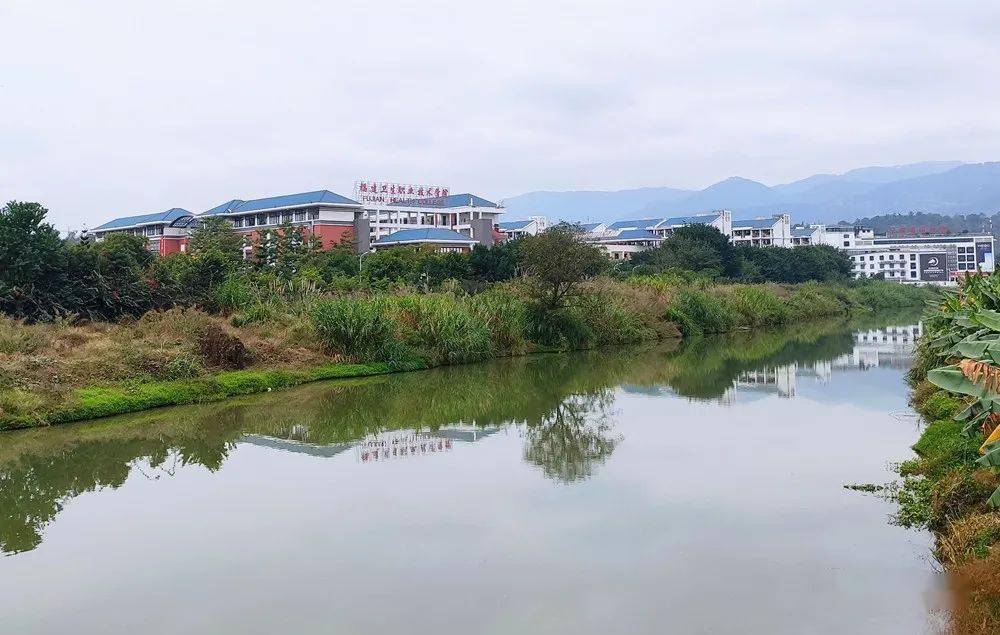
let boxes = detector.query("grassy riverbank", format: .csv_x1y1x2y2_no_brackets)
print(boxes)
0,278,936,430
897,273,1000,633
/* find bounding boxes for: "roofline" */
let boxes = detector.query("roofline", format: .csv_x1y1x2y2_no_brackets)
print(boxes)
374,238,478,246
212,200,363,215
94,215,196,232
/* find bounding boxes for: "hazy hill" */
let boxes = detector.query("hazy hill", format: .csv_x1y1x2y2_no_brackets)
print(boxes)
501,161,999,224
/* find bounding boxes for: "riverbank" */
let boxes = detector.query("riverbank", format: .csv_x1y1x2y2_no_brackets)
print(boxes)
896,273,1000,633
0,278,936,430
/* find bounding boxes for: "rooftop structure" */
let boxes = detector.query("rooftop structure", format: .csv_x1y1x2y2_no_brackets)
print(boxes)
92,208,199,256
371,227,478,253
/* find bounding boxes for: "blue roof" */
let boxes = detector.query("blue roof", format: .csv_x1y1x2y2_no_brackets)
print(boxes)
606,218,663,231
498,220,532,230
202,190,359,216
578,222,603,232
393,193,499,209
659,212,724,227
373,228,476,245
791,227,815,237
612,229,662,241
94,208,193,231
733,217,782,229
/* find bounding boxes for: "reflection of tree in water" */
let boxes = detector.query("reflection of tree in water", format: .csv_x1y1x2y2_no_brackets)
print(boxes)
0,431,238,556
522,390,621,483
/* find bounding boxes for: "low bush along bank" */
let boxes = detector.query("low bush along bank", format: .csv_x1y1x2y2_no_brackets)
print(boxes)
896,272,1000,633
0,275,936,430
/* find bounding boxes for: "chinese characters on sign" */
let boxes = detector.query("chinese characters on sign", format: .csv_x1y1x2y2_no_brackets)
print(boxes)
353,181,450,206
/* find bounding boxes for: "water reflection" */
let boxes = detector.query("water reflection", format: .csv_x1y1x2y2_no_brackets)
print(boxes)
0,311,922,556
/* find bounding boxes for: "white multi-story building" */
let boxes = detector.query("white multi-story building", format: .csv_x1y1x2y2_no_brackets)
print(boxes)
730,214,792,247
497,216,548,239
846,234,995,284
363,193,503,246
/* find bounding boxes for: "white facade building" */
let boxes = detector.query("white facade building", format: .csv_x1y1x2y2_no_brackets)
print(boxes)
362,193,504,245
730,214,792,247
846,235,995,284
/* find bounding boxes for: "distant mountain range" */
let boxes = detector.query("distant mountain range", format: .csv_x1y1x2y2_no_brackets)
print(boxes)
502,161,1000,225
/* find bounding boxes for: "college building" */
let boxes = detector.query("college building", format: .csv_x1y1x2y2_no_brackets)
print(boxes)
91,183,507,256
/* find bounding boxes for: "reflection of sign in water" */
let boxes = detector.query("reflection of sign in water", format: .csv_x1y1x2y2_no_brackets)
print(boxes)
357,432,452,463
918,252,948,281
977,242,995,273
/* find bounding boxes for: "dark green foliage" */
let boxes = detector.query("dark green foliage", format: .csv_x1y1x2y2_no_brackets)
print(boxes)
519,228,606,308
738,244,852,283
665,290,735,335
0,201,71,320
631,225,741,278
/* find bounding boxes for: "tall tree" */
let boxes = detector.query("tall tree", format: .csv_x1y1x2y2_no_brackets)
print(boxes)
519,228,606,309
0,201,70,319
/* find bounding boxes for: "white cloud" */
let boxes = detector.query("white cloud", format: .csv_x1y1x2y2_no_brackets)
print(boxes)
1,0,998,229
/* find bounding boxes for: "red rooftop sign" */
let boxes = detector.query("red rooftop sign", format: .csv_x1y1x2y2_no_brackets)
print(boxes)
354,181,450,206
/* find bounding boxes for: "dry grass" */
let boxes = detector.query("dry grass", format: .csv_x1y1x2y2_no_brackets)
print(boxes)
948,549,1000,634
939,512,1000,566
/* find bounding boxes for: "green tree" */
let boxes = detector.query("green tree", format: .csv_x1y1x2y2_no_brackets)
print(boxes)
0,201,70,319
631,225,740,278
519,228,606,309
468,241,520,282
188,217,244,264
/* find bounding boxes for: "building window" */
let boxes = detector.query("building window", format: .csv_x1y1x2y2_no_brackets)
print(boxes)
910,271,916,278
308,210,319,221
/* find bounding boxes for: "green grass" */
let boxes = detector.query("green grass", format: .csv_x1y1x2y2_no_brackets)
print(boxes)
0,360,427,431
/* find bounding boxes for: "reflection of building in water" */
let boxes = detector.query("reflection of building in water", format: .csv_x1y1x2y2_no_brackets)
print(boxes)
719,323,920,404
240,434,354,458
833,323,923,370
356,425,500,463
736,365,798,397
239,424,500,463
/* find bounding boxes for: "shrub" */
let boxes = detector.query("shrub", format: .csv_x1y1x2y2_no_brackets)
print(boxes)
525,302,593,349
469,288,528,353
665,290,734,335
402,296,493,364
574,293,654,345
198,325,251,369
0,317,48,354
310,296,398,362
164,355,203,379
723,286,790,327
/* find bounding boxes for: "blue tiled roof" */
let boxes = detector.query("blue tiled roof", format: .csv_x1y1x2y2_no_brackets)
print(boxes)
498,220,532,230
659,212,724,227
612,229,662,241
373,228,477,245
392,193,499,209
94,208,193,231
733,217,781,229
203,199,244,216
202,190,359,216
791,227,815,237
578,222,603,232
606,218,663,231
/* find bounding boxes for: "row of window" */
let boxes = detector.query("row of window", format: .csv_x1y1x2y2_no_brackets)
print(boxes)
231,210,319,228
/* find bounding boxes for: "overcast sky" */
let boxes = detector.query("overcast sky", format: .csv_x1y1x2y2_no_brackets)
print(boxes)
2,0,999,230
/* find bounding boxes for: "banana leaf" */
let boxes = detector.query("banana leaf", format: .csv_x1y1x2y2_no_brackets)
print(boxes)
973,309,1000,332
927,366,994,399
952,341,992,360
955,402,977,421
989,485,1000,509
977,442,1000,468
964,409,992,436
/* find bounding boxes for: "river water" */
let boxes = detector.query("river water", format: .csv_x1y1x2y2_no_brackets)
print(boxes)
0,312,944,634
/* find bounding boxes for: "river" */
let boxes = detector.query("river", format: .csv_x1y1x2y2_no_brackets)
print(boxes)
0,311,944,634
